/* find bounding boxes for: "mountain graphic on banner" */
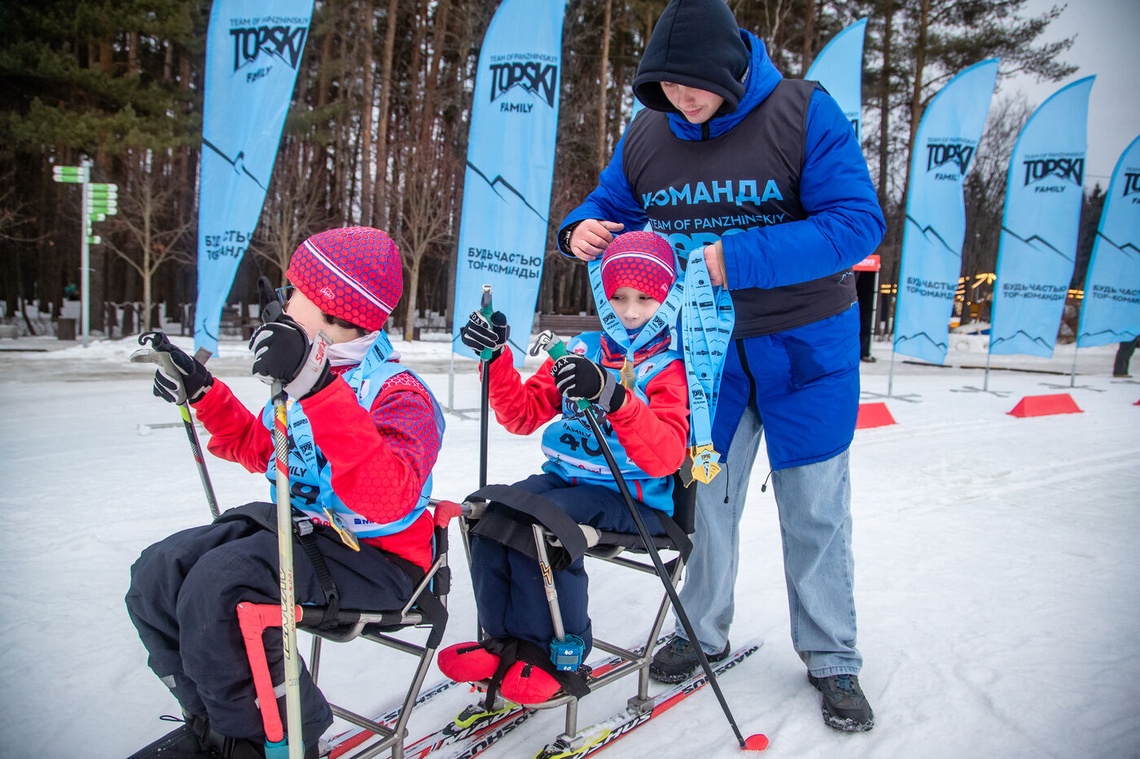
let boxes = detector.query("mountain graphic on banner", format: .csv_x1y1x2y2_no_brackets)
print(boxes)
989,329,1056,352
1000,226,1073,263
202,140,267,190
1081,328,1134,342
1094,233,1140,257
906,216,960,258
466,161,548,223
895,331,949,356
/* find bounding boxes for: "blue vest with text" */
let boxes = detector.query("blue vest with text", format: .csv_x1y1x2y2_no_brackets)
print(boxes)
539,332,680,514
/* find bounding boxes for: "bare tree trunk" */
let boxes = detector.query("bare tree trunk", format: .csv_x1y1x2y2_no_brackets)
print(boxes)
903,0,930,202
800,0,815,76
359,3,376,227
418,0,451,149
373,0,399,231
404,263,421,342
877,0,894,208
597,0,612,176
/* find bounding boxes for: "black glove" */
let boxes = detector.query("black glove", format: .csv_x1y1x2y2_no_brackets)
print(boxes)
256,275,285,325
552,354,626,413
141,332,213,404
248,317,334,399
460,310,510,359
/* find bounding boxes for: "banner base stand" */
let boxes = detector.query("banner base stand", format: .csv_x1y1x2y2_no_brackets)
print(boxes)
1039,381,1105,393
1008,393,1082,418
856,402,896,429
860,390,921,404
950,385,1011,397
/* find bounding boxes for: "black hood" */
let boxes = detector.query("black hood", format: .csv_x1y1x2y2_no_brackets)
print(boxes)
632,0,750,115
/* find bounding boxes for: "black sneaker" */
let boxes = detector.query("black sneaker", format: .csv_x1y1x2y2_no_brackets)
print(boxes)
808,673,874,732
648,637,731,684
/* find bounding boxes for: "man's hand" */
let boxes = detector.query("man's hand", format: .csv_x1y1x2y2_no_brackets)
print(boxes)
703,240,727,287
569,219,625,261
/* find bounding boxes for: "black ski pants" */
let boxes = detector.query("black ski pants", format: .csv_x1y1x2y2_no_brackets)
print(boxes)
125,502,416,743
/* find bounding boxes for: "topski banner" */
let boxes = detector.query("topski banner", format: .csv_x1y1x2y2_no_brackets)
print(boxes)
1077,134,1140,347
194,0,313,355
990,77,1095,357
805,18,867,143
893,59,999,364
451,0,567,366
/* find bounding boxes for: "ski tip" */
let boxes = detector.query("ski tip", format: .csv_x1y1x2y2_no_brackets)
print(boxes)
743,733,769,751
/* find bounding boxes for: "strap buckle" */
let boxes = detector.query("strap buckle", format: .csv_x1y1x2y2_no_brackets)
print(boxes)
291,513,314,537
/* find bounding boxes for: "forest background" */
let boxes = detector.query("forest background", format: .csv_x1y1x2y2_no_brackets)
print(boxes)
0,0,1090,341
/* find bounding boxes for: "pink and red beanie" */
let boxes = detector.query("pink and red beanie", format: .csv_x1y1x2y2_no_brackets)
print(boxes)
600,231,677,303
286,227,403,332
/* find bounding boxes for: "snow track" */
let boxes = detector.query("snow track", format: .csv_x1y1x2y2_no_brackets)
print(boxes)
1,336,1137,758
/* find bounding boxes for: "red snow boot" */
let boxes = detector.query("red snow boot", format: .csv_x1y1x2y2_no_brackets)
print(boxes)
498,660,562,705
437,641,501,683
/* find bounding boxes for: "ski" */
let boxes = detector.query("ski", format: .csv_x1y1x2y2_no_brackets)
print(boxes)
404,635,675,759
401,701,533,759
324,676,462,757
529,640,761,759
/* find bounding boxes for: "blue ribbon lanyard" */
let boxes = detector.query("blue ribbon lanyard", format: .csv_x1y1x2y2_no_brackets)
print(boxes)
586,257,684,388
680,247,735,484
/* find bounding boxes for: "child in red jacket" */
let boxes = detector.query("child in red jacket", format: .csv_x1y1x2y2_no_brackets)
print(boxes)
125,227,443,759
438,231,689,705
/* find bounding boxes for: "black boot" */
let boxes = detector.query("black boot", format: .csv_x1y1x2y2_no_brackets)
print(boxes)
202,729,321,759
648,637,730,684
808,673,874,732
126,713,212,758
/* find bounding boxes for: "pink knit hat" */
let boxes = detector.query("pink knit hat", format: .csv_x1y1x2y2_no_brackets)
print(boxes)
600,231,676,302
286,227,403,332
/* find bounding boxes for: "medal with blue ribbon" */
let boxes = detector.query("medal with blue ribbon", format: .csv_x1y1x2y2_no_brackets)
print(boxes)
680,246,734,484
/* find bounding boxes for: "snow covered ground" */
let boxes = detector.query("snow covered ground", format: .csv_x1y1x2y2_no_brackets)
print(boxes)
1,331,1138,758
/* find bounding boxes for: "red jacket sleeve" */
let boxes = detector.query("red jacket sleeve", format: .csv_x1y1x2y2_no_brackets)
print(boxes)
191,380,274,474
301,371,441,527
481,346,563,435
483,347,689,477
192,370,442,570
606,360,689,477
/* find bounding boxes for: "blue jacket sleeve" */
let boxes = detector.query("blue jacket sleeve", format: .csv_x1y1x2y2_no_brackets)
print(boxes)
558,135,649,246
722,89,886,289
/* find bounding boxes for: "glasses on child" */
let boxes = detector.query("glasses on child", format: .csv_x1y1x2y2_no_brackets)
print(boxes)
275,285,295,305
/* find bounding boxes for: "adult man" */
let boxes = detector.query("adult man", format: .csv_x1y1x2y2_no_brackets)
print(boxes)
558,0,885,732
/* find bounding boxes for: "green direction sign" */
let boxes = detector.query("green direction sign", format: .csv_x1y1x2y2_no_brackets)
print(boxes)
87,183,118,218
52,165,89,183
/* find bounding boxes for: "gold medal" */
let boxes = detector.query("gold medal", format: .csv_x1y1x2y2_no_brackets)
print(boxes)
619,358,636,389
688,444,722,484
323,507,361,551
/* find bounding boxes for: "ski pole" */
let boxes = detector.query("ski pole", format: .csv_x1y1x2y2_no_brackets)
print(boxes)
478,284,493,489
270,382,304,759
131,333,220,520
253,277,304,759
533,330,768,751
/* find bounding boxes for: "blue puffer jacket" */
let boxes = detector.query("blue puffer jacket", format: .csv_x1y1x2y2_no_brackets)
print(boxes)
560,30,885,469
